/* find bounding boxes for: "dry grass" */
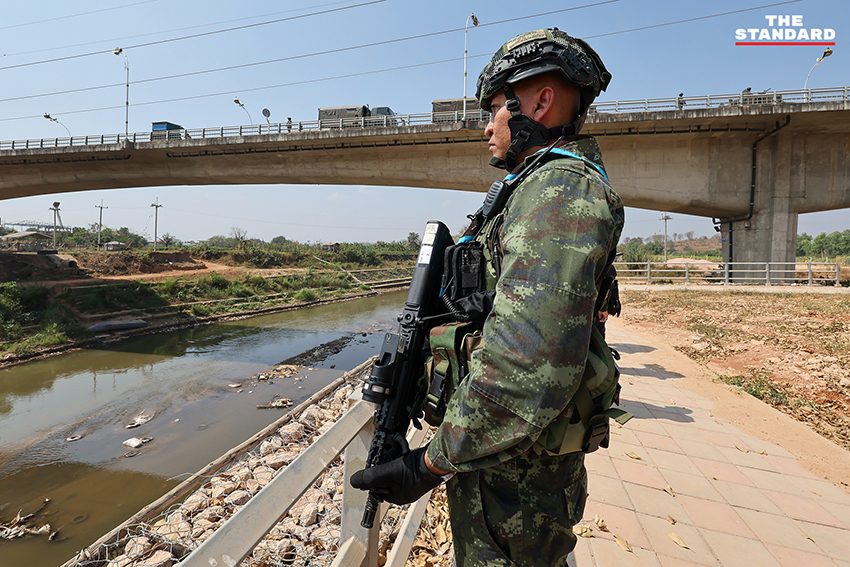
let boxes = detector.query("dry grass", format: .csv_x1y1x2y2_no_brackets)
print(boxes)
620,289,850,450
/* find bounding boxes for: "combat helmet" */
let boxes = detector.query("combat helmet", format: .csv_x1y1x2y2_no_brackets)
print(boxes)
476,28,611,169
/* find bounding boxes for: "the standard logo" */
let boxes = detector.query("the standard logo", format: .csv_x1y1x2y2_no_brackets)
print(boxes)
735,15,835,45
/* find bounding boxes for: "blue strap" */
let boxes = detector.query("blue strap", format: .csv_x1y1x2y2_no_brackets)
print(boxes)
547,147,609,181
503,147,609,182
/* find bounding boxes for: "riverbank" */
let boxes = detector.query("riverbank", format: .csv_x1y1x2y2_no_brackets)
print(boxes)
0,285,408,371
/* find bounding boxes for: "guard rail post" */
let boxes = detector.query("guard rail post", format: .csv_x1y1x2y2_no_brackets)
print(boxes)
685,263,690,285
808,262,813,285
646,262,651,284
724,263,730,286
338,395,380,567
765,263,770,286
836,263,841,286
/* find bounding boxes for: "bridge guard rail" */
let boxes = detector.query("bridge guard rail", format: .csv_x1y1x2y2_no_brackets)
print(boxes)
177,393,430,567
614,261,841,286
4,85,849,151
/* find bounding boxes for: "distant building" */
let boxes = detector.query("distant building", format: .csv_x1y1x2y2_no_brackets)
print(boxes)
105,241,127,252
0,231,52,251
322,242,340,253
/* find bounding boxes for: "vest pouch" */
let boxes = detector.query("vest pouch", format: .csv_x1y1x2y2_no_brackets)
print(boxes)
532,325,631,456
424,321,480,427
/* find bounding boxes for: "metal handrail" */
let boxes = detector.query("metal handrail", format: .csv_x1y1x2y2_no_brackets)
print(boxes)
3,86,848,152
614,261,841,286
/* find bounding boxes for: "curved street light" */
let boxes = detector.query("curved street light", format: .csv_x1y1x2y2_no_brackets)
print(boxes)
112,47,130,137
463,13,479,120
43,113,71,138
234,97,253,124
804,47,833,101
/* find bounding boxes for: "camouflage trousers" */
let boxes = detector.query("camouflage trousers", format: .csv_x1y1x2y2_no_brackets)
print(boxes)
446,452,587,567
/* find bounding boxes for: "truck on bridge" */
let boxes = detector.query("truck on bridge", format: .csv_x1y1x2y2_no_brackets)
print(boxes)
318,105,398,128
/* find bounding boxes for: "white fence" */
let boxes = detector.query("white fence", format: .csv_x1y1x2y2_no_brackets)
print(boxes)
615,261,842,286
4,86,848,151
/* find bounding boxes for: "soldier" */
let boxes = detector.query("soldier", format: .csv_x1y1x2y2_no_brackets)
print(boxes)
352,29,623,566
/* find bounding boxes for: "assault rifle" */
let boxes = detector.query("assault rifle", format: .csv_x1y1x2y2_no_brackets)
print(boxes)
359,220,454,528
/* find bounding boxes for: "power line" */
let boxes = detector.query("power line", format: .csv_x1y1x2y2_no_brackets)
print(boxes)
0,0,618,103
1,0,800,107
0,0,620,102
0,0,804,123
586,0,802,39
0,55,474,122
0,0,388,72
0,0,160,31
0,1,356,58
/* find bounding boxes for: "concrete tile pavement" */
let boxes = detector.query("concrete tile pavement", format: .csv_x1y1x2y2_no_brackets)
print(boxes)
573,321,850,566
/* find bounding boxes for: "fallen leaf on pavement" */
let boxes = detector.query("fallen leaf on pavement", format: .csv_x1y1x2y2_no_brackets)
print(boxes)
668,533,690,549
594,514,610,532
625,452,642,460
663,485,675,497
614,534,632,552
572,525,594,538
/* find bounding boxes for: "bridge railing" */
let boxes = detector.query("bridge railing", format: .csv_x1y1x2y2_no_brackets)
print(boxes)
3,86,848,152
590,86,849,113
615,261,842,286
0,109,491,151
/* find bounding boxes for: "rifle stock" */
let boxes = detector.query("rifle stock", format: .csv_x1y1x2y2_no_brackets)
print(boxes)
359,221,453,528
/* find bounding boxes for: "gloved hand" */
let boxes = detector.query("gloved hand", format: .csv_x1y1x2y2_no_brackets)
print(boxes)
350,446,446,505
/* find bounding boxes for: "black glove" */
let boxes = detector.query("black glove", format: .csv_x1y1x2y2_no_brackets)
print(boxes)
350,446,445,505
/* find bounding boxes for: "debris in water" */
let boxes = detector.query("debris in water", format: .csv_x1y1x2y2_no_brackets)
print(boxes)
0,499,53,540
228,383,241,388
65,435,82,442
125,410,155,429
257,397,293,410
123,437,153,449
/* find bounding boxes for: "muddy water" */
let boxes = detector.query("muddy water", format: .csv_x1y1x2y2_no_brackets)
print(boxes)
0,291,406,567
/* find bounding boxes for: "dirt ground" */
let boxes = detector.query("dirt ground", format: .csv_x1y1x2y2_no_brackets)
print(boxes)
616,284,850,489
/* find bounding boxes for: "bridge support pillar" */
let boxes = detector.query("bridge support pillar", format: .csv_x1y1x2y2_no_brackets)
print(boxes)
720,128,800,282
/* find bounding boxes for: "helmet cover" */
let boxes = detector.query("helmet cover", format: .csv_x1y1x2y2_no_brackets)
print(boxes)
476,28,611,113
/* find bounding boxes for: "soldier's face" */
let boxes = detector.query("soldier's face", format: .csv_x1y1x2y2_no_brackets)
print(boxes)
484,92,511,160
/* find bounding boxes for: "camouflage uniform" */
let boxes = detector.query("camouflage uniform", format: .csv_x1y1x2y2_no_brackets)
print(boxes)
426,136,624,567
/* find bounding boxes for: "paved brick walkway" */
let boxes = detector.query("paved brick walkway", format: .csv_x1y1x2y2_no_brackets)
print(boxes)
572,321,850,567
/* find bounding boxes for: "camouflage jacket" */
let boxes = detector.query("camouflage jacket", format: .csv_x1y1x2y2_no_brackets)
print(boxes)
427,137,624,473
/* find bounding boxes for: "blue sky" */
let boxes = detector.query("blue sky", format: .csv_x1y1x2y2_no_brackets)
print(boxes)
0,0,847,244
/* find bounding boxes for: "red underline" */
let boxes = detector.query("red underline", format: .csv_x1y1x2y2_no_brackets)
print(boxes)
735,42,836,46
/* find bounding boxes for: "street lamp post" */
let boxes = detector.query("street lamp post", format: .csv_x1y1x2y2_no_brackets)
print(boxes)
112,47,129,138
463,13,479,120
43,113,71,138
804,48,833,101
234,97,253,124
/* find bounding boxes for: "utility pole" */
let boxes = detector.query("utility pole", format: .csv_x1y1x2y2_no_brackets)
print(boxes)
95,200,108,250
49,202,61,248
661,213,672,263
151,198,162,251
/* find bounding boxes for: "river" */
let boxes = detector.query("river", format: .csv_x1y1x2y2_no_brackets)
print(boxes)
0,290,407,567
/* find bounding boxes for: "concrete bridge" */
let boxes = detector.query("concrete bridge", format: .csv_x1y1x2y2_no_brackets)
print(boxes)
1,87,849,264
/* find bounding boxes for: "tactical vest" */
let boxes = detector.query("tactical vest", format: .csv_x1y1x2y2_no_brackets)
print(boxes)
425,150,631,455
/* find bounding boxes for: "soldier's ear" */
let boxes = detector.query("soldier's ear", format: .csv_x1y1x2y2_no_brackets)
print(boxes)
530,85,556,123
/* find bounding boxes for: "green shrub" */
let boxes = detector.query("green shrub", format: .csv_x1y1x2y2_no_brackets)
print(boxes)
294,289,317,302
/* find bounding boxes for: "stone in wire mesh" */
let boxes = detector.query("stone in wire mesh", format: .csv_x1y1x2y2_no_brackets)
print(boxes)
67,368,453,567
